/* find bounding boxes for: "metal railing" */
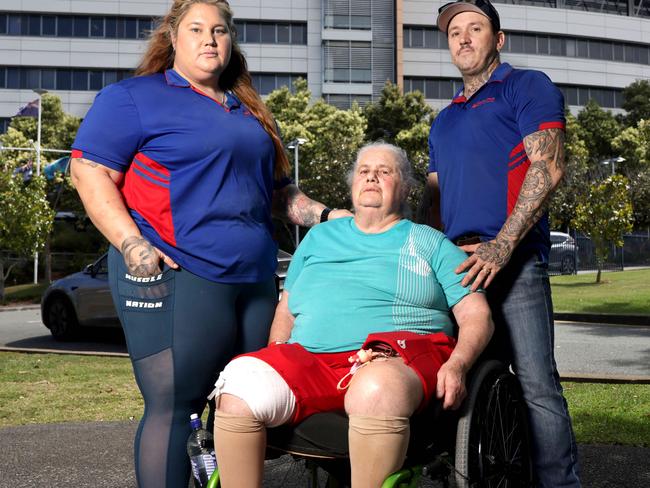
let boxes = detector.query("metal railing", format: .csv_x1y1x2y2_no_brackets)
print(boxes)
549,231,650,275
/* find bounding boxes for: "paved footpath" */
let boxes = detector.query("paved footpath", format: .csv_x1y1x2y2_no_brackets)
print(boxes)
0,421,649,487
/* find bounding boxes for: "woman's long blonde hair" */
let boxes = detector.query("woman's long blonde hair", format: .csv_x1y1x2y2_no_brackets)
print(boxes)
136,0,290,180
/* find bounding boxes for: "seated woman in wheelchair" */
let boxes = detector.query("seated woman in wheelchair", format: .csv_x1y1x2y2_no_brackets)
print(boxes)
211,142,494,488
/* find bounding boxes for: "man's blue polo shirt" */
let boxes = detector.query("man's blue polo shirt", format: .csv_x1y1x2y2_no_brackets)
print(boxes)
428,63,565,260
72,69,286,283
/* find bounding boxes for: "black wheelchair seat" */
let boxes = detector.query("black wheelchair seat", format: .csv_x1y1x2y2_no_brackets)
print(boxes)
262,360,535,488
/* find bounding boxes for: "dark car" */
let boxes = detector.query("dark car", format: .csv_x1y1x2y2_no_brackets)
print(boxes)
41,250,292,341
549,231,578,275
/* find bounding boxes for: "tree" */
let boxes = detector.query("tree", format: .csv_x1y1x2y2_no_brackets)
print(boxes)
1,94,83,285
576,99,621,169
572,175,634,283
0,158,54,299
621,80,650,128
363,81,435,215
266,79,366,247
612,119,650,227
549,112,591,231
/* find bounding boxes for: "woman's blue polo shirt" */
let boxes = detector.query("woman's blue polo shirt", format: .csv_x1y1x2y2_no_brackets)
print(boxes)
72,69,285,283
428,63,565,260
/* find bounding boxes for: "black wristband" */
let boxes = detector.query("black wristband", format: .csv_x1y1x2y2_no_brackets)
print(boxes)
320,207,332,223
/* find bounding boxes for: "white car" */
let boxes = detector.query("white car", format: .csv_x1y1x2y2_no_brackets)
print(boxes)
549,231,578,275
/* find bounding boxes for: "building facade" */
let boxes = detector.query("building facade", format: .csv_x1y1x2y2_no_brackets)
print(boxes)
1,0,649,132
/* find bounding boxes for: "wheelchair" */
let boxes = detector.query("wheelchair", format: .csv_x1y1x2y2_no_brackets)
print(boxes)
205,358,533,488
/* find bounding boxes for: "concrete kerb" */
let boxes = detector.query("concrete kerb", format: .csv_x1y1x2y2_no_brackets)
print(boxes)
0,303,40,312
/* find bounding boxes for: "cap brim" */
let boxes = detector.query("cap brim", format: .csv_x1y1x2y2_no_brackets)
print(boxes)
437,4,489,33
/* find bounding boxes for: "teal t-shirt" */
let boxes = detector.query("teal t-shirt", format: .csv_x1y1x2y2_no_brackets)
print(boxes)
284,218,472,352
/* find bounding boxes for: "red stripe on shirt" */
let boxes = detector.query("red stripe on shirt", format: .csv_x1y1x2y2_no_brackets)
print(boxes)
121,156,176,246
509,142,524,159
134,152,170,177
538,121,565,131
507,156,530,215
508,152,528,167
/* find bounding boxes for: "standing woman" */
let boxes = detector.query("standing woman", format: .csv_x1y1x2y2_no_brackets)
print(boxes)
70,1,346,486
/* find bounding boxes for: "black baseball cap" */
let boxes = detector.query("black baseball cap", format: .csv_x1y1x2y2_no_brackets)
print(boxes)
437,0,501,34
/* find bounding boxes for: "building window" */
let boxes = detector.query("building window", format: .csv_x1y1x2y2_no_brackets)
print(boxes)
324,41,372,83
250,73,306,95
403,77,463,99
404,76,623,109
324,94,372,109
403,26,448,49
0,66,134,91
323,0,371,30
0,12,157,39
1,117,11,133
233,20,307,45
403,25,650,66
557,84,623,108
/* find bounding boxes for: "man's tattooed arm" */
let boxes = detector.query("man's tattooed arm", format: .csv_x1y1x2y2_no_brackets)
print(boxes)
493,128,565,250
459,128,565,289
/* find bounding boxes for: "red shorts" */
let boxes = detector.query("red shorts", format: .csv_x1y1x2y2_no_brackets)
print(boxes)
237,331,455,424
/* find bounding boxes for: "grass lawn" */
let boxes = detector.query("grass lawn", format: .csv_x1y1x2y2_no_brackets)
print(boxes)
1,352,648,447
1,282,47,305
0,352,142,426
551,269,650,315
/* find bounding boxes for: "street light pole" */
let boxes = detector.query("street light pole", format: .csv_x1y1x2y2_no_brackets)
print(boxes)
601,156,625,177
287,138,307,249
32,89,47,284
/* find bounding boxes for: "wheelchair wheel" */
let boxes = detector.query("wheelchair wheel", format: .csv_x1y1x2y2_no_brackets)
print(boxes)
453,360,533,487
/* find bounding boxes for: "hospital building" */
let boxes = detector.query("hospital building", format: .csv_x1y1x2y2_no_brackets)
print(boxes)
1,0,649,132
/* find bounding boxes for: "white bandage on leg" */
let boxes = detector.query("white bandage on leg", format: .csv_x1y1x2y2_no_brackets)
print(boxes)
208,356,296,427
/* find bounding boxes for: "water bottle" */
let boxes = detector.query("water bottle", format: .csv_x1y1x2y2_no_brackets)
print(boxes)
187,413,217,488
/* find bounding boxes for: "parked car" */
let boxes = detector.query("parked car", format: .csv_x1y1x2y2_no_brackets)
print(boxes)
41,250,293,341
549,231,578,275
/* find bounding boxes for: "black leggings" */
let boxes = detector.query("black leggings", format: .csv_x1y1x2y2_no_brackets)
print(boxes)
108,246,276,488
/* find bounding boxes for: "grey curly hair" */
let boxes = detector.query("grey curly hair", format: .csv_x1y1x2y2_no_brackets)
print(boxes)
346,141,416,216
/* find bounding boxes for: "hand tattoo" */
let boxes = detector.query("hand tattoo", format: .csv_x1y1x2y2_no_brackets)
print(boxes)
121,236,161,277
475,236,512,268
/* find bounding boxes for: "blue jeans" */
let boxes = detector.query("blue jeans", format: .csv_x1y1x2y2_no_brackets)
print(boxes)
486,249,581,488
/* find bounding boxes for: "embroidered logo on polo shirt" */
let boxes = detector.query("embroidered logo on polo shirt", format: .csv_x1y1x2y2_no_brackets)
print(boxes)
471,97,496,109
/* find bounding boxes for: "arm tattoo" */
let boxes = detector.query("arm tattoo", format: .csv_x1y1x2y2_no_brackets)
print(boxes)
478,128,565,263
273,185,322,227
121,236,161,277
71,157,99,168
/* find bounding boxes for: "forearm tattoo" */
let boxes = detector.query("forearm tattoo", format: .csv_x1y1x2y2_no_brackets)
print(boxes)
478,129,565,263
121,236,161,277
273,185,321,227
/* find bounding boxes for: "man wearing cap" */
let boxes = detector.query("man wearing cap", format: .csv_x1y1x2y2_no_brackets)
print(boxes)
423,1,581,486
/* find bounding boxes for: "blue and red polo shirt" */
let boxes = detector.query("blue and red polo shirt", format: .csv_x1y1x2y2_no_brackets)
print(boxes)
428,62,565,260
72,69,287,283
